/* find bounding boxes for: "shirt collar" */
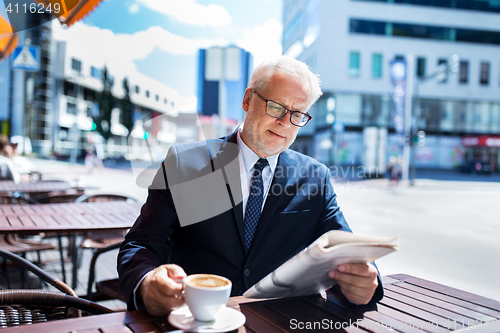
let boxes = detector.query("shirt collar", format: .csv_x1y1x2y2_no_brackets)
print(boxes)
237,127,279,174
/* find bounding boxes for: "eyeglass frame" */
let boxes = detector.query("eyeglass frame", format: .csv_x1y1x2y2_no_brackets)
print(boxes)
250,89,313,127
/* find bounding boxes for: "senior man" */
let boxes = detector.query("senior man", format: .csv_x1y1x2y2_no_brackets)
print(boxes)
118,55,383,316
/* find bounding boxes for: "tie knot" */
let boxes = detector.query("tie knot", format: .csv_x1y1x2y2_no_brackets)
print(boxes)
253,158,268,172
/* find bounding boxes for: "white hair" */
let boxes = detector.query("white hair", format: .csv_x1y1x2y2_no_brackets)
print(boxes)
248,55,322,109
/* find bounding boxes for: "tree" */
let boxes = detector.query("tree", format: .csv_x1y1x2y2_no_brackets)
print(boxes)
121,77,134,134
94,66,114,141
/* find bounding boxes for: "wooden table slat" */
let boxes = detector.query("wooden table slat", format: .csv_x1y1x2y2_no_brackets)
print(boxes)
242,299,316,333
386,284,497,322
380,297,454,332
240,306,290,333
100,325,134,333
391,283,500,320
127,321,163,333
389,275,500,312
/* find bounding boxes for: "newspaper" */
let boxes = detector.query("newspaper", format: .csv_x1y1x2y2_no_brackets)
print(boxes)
244,230,398,298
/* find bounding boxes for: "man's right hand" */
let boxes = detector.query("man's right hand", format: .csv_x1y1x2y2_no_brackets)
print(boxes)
139,264,187,316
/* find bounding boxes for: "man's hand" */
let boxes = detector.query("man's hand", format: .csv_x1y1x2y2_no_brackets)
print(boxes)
139,264,187,316
329,263,378,305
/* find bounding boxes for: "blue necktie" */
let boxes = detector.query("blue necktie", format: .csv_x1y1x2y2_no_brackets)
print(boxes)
244,158,268,253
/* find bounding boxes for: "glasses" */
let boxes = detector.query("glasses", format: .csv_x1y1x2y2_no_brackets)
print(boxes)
251,89,312,127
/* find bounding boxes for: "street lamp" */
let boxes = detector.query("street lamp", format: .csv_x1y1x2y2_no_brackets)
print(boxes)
408,54,460,185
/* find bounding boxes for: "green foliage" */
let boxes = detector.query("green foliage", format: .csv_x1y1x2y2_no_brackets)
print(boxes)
94,66,114,141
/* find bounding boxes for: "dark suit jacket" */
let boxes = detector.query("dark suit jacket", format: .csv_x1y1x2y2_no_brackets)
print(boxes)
118,130,383,310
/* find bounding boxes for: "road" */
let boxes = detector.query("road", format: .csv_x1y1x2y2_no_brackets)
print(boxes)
33,158,500,301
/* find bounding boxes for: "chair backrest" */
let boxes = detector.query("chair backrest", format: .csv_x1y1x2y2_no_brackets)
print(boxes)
33,192,81,204
0,194,32,205
75,194,138,203
0,248,75,296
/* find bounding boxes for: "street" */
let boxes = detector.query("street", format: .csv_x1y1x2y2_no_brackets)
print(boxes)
33,158,500,302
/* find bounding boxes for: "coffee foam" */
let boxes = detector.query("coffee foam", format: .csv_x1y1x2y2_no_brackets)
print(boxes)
189,276,230,288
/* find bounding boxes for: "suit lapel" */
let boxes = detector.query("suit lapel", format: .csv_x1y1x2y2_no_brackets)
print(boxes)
210,130,246,251
247,150,294,255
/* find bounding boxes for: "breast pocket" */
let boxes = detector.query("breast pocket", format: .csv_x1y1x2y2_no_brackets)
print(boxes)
278,209,311,221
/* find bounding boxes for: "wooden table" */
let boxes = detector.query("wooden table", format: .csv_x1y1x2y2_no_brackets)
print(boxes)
0,201,142,288
0,181,74,195
3,274,499,332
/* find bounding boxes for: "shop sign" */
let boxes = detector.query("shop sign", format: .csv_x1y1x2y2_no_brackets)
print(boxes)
462,136,500,147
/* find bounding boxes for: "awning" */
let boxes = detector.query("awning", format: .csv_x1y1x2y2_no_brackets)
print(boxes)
0,14,18,61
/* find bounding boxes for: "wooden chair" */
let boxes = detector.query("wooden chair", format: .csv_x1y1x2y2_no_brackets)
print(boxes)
75,194,137,302
0,248,113,327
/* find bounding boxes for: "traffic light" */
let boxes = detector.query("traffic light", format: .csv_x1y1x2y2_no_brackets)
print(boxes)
411,130,426,147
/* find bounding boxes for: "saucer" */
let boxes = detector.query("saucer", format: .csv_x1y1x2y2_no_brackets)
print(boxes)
168,306,246,332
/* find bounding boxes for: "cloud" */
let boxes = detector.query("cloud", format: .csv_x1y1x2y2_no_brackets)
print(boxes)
136,0,232,27
129,3,140,14
236,18,283,67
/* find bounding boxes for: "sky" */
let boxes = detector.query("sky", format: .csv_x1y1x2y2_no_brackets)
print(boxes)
47,0,283,105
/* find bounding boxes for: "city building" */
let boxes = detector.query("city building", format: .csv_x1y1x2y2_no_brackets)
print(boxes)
53,40,181,161
197,46,252,137
283,0,500,172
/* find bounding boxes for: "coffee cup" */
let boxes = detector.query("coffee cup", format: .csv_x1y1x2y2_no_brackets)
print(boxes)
183,274,232,322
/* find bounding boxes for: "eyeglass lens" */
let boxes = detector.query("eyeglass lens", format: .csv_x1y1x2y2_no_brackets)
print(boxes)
266,101,308,126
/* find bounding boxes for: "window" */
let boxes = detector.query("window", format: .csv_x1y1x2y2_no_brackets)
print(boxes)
90,66,101,79
63,81,76,97
417,57,426,78
164,98,168,104
394,54,405,61
135,85,140,93
371,53,383,78
438,59,448,83
156,94,159,101
146,90,150,98
459,60,469,84
349,51,360,77
480,62,490,85
71,58,81,73
67,102,77,115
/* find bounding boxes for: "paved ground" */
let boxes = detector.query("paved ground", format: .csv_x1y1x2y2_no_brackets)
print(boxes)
29,158,500,303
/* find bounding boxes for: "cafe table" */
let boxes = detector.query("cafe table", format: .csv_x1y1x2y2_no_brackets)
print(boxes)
2,274,498,332
0,201,142,288
0,181,75,196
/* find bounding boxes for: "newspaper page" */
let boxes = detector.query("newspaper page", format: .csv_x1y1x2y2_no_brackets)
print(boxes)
244,230,398,298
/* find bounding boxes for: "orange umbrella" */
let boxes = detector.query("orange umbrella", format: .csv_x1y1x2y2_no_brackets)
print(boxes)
34,0,103,27
0,14,18,61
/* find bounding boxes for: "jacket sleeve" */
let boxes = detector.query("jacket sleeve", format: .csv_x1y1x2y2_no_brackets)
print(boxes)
117,147,180,310
315,167,384,304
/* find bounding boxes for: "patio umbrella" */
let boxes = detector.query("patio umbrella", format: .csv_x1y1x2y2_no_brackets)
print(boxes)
55,0,104,27
0,14,18,61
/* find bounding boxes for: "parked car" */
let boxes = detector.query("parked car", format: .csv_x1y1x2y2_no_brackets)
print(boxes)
458,161,492,175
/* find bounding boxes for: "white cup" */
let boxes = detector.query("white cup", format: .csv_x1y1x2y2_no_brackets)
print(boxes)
183,274,232,322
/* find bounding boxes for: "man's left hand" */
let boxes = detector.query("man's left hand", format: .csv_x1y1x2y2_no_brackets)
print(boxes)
328,263,378,305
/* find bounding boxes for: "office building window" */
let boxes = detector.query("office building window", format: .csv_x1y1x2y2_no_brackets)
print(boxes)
459,60,469,84
349,51,360,77
71,58,81,73
350,19,500,46
417,57,426,78
479,62,490,85
164,98,168,104
353,0,500,14
372,53,383,78
438,59,448,83
394,54,405,61
156,94,159,101
67,102,77,115
63,81,76,97
90,66,101,79
146,90,150,98
135,85,140,93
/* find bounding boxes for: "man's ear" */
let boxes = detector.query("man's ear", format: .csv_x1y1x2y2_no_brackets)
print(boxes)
242,88,252,112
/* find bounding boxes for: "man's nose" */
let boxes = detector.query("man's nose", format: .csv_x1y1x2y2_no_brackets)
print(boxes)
277,112,292,128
